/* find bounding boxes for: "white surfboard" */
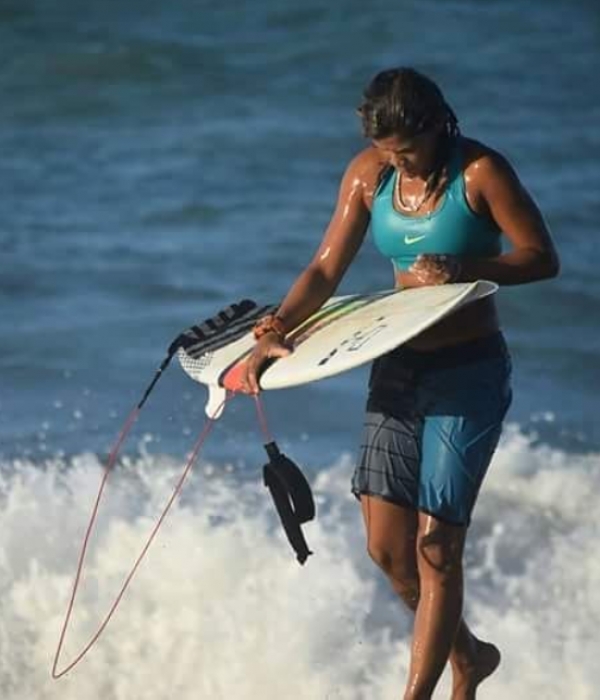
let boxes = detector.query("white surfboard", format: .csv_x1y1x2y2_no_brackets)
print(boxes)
178,281,497,417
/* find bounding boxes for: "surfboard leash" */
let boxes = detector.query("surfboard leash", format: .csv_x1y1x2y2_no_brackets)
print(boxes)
52,306,315,678
51,367,230,679
52,314,240,679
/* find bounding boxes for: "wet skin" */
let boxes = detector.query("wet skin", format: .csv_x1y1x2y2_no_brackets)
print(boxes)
370,130,553,349
362,496,501,700
239,127,558,698
241,129,558,393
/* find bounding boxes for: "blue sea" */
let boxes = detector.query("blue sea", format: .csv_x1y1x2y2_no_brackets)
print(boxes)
1,1,599,698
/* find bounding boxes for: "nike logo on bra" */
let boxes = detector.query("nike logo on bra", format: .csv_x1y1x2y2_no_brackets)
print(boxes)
404,234,427,245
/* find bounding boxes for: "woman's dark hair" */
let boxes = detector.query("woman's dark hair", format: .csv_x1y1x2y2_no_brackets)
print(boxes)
358,67,460,196
358,67,458,140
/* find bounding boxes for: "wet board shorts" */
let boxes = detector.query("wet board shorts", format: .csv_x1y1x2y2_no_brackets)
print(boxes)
351,332,512,526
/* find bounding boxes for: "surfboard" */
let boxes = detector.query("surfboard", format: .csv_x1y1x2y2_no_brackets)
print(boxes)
177,281,498,417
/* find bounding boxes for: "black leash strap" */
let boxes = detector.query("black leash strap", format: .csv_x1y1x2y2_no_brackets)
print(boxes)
262,441,315,565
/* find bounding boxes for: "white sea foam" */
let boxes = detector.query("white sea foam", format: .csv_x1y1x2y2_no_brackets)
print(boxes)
0,426,599,699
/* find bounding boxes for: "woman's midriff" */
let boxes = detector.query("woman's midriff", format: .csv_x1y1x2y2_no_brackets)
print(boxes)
398,293,500,351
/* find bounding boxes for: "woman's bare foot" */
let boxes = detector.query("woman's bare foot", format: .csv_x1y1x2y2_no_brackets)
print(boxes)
450,639,501,700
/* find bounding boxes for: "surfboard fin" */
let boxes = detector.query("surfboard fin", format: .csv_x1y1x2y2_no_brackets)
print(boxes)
262,441,315,565
205,385,228,419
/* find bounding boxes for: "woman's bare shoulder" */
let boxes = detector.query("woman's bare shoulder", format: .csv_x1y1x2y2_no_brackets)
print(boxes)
346,145,389,176
461,137,515,178
343,146,391,208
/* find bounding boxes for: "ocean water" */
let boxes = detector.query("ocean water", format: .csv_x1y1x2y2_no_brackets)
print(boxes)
1,0,599,697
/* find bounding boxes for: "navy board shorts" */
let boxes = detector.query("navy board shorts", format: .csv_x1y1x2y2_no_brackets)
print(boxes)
351,332,512,526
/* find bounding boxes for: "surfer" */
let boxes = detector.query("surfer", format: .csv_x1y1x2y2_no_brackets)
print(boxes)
241,68,559,699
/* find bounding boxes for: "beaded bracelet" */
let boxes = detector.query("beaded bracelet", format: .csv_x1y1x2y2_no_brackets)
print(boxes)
253,313,287,341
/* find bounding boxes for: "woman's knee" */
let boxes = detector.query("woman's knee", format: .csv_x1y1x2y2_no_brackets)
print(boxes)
367,540,418,583
367,541,420,606
360,495,420,585
416,519,466,579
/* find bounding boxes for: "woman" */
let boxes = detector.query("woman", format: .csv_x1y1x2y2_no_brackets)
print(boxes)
242,68,559,700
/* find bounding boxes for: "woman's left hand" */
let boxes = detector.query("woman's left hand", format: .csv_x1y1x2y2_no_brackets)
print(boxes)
408,254,462,286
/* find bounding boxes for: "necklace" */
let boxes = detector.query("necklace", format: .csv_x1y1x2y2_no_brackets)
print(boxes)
395,170,431,213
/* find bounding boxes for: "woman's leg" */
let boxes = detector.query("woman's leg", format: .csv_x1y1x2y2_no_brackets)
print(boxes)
361,498,499,700
403,512,467,699
403,512,499,700
361,496,420,606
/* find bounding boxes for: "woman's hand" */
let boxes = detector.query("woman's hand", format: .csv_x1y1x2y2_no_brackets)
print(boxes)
407,254,462,286
240,333,292,394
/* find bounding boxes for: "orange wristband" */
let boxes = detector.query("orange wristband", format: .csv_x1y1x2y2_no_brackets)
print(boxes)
253,314,286,341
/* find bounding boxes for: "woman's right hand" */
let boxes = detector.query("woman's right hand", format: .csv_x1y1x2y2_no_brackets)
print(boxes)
397,254,462,288
240,332,292,394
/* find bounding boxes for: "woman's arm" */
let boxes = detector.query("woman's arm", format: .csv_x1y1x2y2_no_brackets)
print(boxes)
273,152,374,329
241,150,376,393
400,148,560,288
457,150,560,284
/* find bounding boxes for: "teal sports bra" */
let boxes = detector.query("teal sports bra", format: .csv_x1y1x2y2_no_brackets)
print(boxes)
370,139,501,271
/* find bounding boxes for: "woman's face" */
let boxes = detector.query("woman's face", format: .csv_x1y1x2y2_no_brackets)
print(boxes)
372,127,441,178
